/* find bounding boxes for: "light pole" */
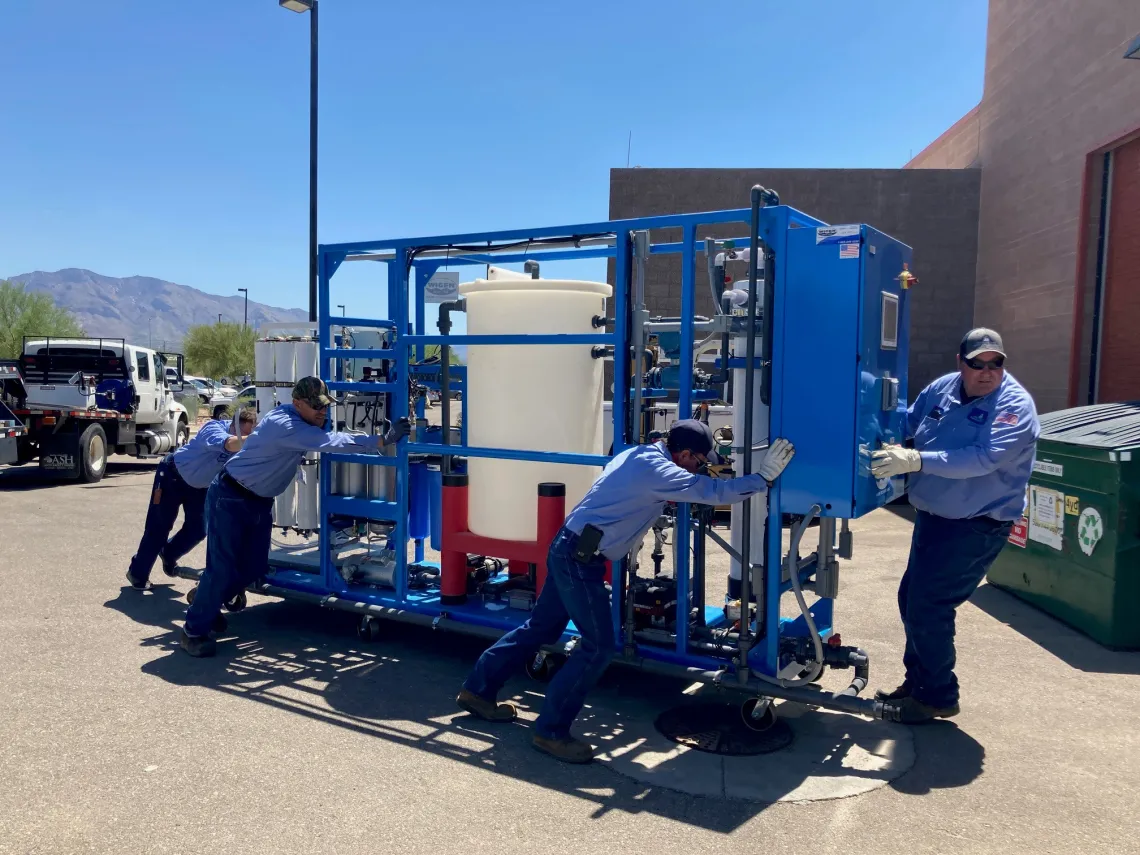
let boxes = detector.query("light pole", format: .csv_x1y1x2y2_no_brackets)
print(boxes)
336,304,345,316
280,0,318,322
237,288,248,327
148,318,153,349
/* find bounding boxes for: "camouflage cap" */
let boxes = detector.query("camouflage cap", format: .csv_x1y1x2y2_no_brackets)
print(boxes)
292,376,332,407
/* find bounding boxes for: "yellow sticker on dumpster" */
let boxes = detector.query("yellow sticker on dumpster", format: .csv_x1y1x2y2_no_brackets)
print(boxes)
1065,495,1080,516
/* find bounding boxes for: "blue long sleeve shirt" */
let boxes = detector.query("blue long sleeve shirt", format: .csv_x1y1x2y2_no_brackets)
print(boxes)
564,441,769,560
223,404,384,498
905,371,1040,521
170,419,235,489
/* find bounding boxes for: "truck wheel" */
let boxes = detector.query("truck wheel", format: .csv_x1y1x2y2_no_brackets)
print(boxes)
176,420,190,447
213,405,228,420
78,424,108,483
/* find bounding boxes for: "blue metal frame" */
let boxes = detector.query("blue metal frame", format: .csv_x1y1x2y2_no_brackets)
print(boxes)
278,204,894,686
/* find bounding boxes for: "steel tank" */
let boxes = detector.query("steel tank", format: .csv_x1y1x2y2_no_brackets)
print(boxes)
331,429,369,497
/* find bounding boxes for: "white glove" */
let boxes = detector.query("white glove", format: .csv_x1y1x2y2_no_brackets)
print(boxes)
871,445,922,478
757,437,795,484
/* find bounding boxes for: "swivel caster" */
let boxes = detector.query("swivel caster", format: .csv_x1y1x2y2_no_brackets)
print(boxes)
525,652,565,682
186,586,197,605
741,697,778,732
357,616,382,642
223,592,247,613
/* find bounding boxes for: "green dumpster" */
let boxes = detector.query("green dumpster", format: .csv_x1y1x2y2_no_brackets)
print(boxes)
986,402,1140,649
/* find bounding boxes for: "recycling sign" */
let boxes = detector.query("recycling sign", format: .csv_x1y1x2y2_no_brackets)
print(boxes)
1077,507,1104,557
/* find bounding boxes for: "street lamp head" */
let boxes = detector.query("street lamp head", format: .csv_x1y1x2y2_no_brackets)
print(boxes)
1125,33,1140,60
280,0,314,12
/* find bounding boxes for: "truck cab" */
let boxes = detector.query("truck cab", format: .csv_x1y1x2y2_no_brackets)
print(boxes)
7,337,190,482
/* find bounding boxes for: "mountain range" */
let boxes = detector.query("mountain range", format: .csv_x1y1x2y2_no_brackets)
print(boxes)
5,268,309,352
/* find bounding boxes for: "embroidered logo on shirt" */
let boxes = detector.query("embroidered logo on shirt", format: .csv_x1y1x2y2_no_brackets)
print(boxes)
967,408,989,425
994,411,1019,426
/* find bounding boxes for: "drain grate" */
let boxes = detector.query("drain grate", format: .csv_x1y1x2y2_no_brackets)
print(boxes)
654,702,794,756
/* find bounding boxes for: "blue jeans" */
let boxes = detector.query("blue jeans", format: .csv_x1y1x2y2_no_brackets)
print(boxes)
128,456,207,582
183,473,273,638
463,527,615,740
899,510,1013,707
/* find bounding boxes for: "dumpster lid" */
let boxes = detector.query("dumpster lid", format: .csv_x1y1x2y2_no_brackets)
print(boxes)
1039,401,1140,449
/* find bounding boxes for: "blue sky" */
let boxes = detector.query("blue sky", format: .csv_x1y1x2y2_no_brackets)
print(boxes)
1,0,987,322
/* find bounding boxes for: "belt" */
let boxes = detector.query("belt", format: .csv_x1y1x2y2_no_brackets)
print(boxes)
222,471,268,502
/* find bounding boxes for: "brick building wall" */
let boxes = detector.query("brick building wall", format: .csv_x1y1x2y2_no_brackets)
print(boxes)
608,168,981,396
909,0,1140,412
907,106,981,169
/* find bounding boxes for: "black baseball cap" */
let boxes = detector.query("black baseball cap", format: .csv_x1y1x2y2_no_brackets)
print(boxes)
667,419,722,464
960,328,1006,360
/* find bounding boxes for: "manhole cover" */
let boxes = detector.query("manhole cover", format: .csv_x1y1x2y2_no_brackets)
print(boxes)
654,702,793,756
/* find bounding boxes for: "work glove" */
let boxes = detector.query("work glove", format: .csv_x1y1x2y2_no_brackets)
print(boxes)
383,417,411,445
757,437,795,485
871,444,922,478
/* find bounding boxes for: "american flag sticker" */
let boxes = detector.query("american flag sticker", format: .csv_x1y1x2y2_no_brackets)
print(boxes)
839,240,860,259
995,411,1019,426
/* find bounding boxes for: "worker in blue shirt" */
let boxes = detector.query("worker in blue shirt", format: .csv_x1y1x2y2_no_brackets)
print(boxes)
180,376,411,656
125,407,256,590
871,328,1039,723
456,420,796,764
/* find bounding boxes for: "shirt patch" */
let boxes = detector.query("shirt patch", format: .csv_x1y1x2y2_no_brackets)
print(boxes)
994,411,1019,426
967,408,989,425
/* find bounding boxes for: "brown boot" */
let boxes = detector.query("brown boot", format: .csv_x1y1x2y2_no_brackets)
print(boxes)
532,734,594,764
456,689,517,722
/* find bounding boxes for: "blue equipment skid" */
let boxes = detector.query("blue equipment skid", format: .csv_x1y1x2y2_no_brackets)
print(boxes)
193,193,914,724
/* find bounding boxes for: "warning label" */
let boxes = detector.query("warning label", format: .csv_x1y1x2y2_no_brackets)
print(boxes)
1008,517,1028,548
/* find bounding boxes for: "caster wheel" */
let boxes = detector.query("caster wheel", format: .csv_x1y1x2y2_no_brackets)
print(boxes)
525,652,565,682
356,616,382,641
810,666,825,683
741,697,778,732
187,586,197,605
223,592,247,613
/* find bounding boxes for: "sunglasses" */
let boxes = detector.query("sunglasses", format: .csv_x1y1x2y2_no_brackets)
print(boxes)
306,400,329,412
963,355,1005,371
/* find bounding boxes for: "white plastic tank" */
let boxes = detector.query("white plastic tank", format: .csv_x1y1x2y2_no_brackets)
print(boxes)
254,339,276,422
460,272,611,541
729,333,768,581
294,339,318,381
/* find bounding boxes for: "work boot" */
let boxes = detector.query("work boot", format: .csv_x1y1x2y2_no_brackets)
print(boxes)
456,689,517,722
159,551,179,578
875,682,913,702
896,695,959,724
532,734,594,764
125,569,151,591
180,628,217,658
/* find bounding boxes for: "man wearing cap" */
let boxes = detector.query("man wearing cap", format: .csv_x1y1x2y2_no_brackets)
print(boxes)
125,407,257,591
455,420,796,763
871,328,1039,723
180,377,411,656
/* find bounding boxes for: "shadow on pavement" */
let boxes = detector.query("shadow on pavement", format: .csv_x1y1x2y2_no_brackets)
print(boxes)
970,583,1140,676
104,584,981,827
0,459,156,491
890,722,984,795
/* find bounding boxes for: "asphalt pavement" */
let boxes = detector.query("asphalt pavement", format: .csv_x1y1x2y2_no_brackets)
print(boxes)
1,456,1138,855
